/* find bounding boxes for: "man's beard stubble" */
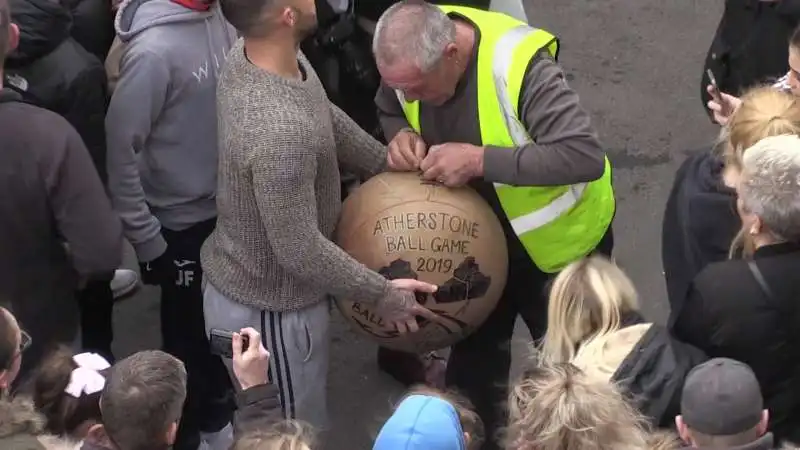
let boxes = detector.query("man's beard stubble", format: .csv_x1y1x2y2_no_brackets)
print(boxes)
292,9,318,42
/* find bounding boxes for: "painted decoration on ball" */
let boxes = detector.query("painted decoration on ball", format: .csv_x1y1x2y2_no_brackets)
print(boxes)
334,172,509,353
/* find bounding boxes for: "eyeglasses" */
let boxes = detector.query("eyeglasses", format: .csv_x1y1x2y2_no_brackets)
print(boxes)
19,330,31,354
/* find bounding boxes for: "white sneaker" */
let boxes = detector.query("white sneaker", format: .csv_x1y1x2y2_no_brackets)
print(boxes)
200,423,233,450
110,269,140,299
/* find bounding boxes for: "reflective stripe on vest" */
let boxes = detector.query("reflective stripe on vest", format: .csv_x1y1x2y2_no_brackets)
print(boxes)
489,24,587,235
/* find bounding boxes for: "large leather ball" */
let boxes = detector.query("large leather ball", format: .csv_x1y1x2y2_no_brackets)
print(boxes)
334,172,509,353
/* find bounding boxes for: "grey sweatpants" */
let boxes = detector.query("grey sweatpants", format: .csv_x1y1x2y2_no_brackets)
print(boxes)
203,282,330,431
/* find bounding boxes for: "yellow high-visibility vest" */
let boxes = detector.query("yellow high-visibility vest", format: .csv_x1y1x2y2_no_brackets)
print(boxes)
396,5,615,273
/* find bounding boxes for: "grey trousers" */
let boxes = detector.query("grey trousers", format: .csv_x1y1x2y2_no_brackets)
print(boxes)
202,283,331,431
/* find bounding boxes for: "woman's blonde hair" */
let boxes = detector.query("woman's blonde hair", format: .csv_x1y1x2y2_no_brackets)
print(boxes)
721,86,800,172
231,421,315,450
398,385,485,450
720,87,800,258
539,256,639,364
647,430,682,450
507,363,651,450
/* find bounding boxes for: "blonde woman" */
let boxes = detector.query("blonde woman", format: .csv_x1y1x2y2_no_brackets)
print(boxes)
507,362,664,450
663,87,800,326
672,134,800,444
538,256,707,428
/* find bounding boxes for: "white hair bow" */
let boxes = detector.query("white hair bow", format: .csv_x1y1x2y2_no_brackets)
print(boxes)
64,352,111,398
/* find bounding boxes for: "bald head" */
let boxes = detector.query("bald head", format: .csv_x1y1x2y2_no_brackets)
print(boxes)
372,1,455,72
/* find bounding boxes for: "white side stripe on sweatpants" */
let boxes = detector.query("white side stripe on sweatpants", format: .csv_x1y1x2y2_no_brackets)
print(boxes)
262,311,296,419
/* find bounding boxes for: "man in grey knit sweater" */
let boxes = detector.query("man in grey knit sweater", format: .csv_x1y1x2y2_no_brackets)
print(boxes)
200,0,440,432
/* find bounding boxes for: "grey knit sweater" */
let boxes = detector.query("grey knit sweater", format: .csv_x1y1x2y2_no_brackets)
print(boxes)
201,39,390,312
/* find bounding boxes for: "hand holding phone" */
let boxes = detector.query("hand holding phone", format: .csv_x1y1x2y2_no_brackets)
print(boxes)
706,69,724,102
209,328,249,359
232,328,270,390
706,69,741,125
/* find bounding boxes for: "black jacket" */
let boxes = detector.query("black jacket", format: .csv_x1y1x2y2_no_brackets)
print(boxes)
673,242,800,444
0,89,121,378
662,150,739,326
64,0,115,61
4,0,109,183
682,433,776,450
610,323,708,428
701,0,800,116
355,0,491,21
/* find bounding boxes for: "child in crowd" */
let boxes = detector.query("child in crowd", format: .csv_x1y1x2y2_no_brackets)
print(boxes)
29,347,110,443
373,385,484,450
231,421,315,450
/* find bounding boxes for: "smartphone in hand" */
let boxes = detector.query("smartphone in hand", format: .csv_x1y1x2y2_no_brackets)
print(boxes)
707,69,731,115
209,328,249,359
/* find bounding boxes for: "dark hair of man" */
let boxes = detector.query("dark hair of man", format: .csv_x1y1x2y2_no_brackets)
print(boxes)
0,309,17,371
100,350,187,450
0,0,9,59
220,0,276,39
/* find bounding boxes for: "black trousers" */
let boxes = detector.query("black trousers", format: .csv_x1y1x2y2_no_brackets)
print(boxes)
157,219,235,449
77,272,115,362
446,229,614,450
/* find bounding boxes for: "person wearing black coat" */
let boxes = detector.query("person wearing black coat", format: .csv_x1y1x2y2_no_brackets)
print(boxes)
4,0,108,183
700,0,800,118
662,150,739,326
4,0,118,362
672,134,800,445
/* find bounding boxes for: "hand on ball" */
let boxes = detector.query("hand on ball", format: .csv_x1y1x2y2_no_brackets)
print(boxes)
420,142,484,187
378,279,442,334
387,129,428,171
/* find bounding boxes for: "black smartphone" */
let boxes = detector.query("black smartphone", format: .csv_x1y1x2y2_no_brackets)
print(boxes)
707,68,733,116
209,329,249,359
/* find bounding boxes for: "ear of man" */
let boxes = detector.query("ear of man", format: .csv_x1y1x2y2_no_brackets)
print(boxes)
86,424,115,449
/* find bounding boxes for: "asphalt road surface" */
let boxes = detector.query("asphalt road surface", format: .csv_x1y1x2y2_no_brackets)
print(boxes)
111,1,721,448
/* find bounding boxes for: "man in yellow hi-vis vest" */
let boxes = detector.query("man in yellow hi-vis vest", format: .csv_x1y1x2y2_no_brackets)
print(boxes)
372,2,615,447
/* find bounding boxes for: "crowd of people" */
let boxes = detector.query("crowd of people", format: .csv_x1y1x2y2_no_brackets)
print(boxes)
1,0,800,448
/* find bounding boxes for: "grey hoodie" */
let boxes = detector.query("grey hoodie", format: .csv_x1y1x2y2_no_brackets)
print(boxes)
105,0,236,261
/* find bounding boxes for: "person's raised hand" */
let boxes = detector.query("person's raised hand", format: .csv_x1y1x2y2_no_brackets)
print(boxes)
387,129,428,171
376,279,443,334
706,86,742,126
232,327,270,390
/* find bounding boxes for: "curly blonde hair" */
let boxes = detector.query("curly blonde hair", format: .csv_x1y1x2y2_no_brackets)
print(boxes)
507,363,651,450
231,421,315,450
